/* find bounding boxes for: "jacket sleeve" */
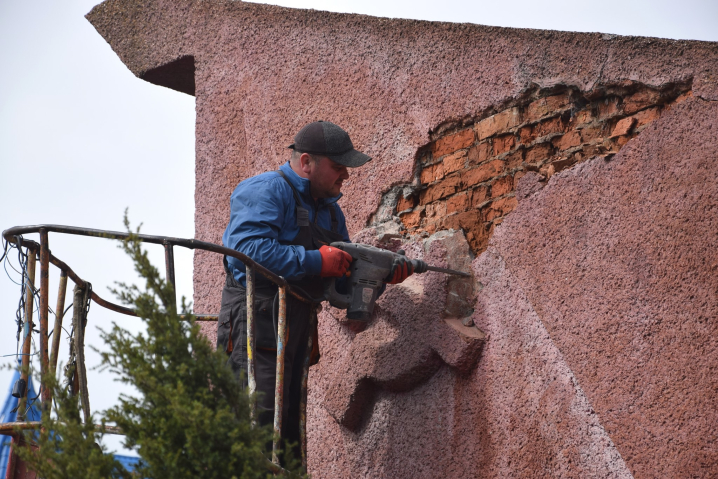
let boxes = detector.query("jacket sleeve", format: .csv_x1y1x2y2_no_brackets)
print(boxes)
224,178,322,280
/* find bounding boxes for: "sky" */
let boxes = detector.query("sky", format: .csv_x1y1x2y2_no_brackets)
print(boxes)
1,0,716,457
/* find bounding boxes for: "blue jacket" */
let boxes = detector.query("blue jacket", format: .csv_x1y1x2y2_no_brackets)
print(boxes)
223,161,350,287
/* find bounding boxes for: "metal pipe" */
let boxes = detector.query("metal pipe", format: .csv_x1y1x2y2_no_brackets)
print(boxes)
40,239,215,321
272,285,288,465
0,421,125,436
300,305,318,470
49,270,68,381
3,225,313,304
1,225,317,475
90,291,137,317
0,225,314,472
163,240,176,310
9,237,138,318
72,284,91,424
39,229,50,407
16,239,138,317
17,250,36,421
245,265,257,426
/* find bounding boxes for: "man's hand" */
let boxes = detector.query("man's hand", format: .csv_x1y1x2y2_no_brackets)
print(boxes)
319,245,353,277
386,250,414,284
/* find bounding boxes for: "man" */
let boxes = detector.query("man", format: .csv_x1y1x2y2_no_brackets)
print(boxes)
217,121,413,453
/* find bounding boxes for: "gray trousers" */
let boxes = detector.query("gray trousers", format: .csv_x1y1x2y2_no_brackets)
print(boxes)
216,272,311,450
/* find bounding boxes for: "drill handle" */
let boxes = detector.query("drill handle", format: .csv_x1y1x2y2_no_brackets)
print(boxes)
323,277,352,309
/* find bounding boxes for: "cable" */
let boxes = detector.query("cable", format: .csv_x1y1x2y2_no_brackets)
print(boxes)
6,256,23,277
0,237,8,264
24,384,43,421
3,257,23,286
10,240,29,345
2,238,76,423
0,352,39,358
28,284,58,317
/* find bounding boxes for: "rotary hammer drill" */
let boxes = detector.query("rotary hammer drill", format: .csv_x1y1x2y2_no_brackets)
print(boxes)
323,242,470,321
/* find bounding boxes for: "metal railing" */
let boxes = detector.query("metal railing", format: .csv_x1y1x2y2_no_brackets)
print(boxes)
1,224,317,471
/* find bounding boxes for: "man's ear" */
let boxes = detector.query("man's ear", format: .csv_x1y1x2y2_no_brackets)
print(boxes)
300,153,315,174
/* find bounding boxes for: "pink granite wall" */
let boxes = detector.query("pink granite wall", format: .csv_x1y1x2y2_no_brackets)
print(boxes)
88,1,718,476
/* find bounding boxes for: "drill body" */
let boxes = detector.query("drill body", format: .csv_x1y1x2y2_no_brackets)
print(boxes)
323,242,428,321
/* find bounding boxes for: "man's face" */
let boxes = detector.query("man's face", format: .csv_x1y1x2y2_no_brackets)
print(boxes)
304,155,350,199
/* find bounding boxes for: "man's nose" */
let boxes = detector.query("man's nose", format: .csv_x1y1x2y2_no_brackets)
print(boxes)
340,167,349,179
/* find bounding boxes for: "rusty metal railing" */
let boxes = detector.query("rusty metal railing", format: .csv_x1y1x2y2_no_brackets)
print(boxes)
1,224,316,472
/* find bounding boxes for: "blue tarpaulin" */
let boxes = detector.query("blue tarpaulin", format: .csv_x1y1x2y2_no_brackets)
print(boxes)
0,365,140,476
0,364,42,475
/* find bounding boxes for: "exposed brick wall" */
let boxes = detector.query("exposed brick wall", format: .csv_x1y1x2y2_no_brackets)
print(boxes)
392,82,692,255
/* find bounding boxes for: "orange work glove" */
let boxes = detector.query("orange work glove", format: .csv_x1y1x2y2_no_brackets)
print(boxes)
319,245,352,277
386,251,415,284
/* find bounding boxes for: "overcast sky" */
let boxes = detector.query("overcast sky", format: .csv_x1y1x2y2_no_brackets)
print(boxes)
1,0,716,456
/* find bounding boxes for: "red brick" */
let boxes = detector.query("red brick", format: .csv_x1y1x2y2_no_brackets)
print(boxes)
493,134,515,155
396,195,416,213
466,223,488,245
487,222,497,238
485,207,501,222
518,125,535,145
613,135,630,149
420,164,434,184
420,173,461,203
551,157,576,173
610,117,636,138
492,195,518,216
441,214,459,231
579,124,605,142
475,107,522,140
425,201,447,219
446,192,470,214
442,150,468,175
471,186,489,207
553,130,582,151
526,94,571,122
632,106,661,128
490,175,514,198
468,230,489,255
505,149,524,169
457,211,481,230
461,159,504,186
432,128,475,157
467,142,492,166
525,143,553,164
623,89,661,115
423,219,439,235
400,208,423,229
535,116,566,137
443,211,479,231
583,143,606,157
420,162,444,184
598,97,621,119
465,228,478,247
570,109,594,127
